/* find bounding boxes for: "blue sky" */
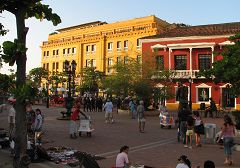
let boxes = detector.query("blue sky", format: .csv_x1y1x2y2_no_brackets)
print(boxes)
0,0,239,74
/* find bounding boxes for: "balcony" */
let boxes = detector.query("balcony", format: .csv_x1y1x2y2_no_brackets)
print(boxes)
174,70,200,79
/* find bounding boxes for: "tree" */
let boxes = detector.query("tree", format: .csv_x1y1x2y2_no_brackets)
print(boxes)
102,58,142,98
0,72,15,96
28,67,48,88
200,33,240,96
0,1,61,167
80,67,105,95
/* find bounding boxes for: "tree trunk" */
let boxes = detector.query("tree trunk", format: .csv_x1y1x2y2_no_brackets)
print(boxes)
13,11,29,168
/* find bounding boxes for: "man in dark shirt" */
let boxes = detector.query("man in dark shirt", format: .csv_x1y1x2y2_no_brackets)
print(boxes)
204,97,217,118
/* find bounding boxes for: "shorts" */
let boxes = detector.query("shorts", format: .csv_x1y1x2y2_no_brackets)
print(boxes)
186,129,193,136
105,111,113,118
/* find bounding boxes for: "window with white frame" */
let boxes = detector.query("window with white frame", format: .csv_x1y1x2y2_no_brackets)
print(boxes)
196,83,211,102
67,48,71,54
72,47,76,54
108,58,113,67
198,54,211,70
174,55,187,70
86,45,91,53
137,39,141,49
92,44,96,52
86,59,91,67
124,40,128,50
108,42,113,51
117,57,121,64
124,56,128,64
92,59,96,67
117,41,121,51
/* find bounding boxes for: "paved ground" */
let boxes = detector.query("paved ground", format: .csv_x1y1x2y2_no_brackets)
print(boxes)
0,105,240,168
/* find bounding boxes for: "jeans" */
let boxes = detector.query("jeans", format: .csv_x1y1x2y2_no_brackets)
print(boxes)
223,137,234,155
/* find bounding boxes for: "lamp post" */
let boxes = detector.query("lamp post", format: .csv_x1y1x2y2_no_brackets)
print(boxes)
188,77,192,111
63,60,77,117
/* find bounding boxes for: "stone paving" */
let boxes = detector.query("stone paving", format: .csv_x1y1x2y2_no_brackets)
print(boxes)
0,105,240,168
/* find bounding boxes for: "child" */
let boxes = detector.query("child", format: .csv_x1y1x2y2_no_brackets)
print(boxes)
193,111,204,147
184,116,194,149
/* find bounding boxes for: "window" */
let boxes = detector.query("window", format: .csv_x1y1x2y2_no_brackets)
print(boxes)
92,59,96,67
63,49,66,55
174,55,187,70
52,62,55,70
197,88,210,102
124,56,128,64
155,55,164,70
67,48,71,54
124,40,128,50
108,58,113,67
72,47,76,54
56,49,59,56
117,41,121,51
198,54,211,70
86,45,90,52
53,50,55,56
117,57,121,63
46,63,49,70
43,64,45,69
137,55,142,63
56,62,59,70
86,59,91,67
43,51,46,56
47,51,49,56
92,44,96,52
137,39,141,49
108,42,113,51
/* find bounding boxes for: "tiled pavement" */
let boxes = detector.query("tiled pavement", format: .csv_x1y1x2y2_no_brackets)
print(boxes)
0,105,239,168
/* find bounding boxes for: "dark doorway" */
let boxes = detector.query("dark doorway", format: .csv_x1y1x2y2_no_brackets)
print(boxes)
222,88,235,108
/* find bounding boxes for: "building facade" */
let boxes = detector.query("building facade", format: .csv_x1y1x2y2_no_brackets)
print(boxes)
141,22,240,110
41,15,171,81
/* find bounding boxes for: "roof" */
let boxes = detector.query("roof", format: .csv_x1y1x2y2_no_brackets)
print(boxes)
56,21,107,32
143,22,240,39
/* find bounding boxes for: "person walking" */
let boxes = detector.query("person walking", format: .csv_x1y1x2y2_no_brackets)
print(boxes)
193,111,204,147
33,109,43,132
217,115,236,165
184,116,194,149
129,99,136,119
115,145,130,168
7,99,16,140
69,100,87,139
103,99,114,123
137,100,145,133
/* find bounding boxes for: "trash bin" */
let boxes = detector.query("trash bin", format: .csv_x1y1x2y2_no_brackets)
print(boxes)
204,123,216,143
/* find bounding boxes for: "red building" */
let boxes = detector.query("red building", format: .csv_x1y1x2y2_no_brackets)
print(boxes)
141,22,240,110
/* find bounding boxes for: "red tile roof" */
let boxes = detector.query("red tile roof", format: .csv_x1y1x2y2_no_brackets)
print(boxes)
144,22,240,39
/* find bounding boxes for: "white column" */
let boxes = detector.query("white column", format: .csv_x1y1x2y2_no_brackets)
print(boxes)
168,48,172,70
211,46,214,67
189,48,192,76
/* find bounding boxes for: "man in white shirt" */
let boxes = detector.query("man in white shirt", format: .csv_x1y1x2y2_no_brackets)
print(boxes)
103,99,113,123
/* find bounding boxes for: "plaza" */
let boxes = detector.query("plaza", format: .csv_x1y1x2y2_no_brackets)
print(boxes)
1,105,239,168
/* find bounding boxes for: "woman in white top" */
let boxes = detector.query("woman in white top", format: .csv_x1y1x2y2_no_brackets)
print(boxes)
115,145,130,168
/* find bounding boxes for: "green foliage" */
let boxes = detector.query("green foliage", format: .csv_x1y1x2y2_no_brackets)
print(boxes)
28,67,48,87
1,39,27,66
199,33,240,96
80,67,105,94
12,84,38,103
133,79,153,101
0,73,15,95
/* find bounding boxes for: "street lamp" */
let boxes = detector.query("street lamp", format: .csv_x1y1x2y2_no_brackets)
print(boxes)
63,60,77,117
188,77,192,111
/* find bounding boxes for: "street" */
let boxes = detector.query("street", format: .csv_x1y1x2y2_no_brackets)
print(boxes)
1,105,240,168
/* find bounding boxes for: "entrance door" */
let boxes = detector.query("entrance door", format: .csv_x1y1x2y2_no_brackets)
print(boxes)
222,88,235,108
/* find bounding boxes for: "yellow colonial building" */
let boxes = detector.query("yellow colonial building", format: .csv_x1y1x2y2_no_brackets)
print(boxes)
41,15,171,80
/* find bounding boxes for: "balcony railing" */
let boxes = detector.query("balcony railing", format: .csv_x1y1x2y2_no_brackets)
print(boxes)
174,70,201,79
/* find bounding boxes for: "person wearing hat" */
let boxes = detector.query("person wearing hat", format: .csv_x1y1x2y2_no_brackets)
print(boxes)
176,155,191,168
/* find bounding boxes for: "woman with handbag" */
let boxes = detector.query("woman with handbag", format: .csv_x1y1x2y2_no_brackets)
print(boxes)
193,111,204,147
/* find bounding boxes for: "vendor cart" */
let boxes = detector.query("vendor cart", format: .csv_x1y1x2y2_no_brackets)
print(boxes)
159,112,175,129
78,117,94,137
